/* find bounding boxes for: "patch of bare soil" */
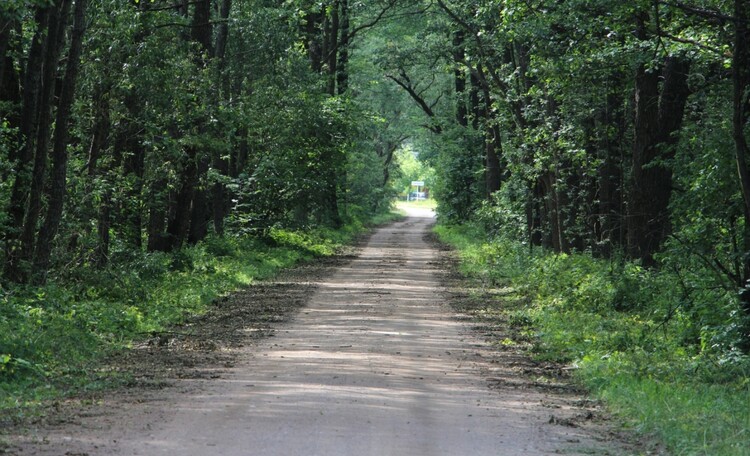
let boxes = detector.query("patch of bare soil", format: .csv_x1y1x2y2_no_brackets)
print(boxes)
116,253,352,385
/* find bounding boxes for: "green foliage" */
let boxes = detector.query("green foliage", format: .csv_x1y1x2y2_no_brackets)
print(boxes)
392,144,436,196
427,127,485,222
590,375,750,455
436,222,750,455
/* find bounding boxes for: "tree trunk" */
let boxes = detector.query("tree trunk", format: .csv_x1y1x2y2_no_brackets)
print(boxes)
0,18,21,110
336,0,350,95
166,149,197,250
212,0,233,235
17,1,70,282
305,10,324,73
87,82,112,265
594,74,626,256
476,64,502,196
469,72,480,130
120,138,146,250
147,177,169,252
0,19,10,89
214,0,231,65
485,124,502,195
326,0,339,95
188,154,210,244
95,194,112,267
191,0,213,57
4,7,50,282
731,0,750,347
627,55,691,265
453,30,468,127
33,0,87,284
0,19,22,178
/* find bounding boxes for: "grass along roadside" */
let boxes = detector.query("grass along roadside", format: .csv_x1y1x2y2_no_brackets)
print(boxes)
0,211,402,425
434,222,750,456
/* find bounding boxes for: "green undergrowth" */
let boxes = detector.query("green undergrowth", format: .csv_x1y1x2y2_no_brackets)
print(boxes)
435,222,750,456
0,211,402,421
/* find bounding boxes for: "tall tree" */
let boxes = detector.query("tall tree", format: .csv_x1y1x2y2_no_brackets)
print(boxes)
32,0,88,284
627,10,692,265
732,0,750,336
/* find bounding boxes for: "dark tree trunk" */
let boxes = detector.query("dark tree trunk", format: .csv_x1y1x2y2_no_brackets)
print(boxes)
33,0,88,284
166,150,198,250
214,0,231,65
628,60,660,261
336,0,350,95
0,19,11,89
469,72,480,130
191,0,213,57
453,30,468,127
537,167,569,254
326,0,339,95
627,55,691,265
485,124,502,195
529,180,545,247
147,177,169,252
87,84,110,178
212,0,232,235
123,138,145,249
0,18,21,109
306,9,324,73
4,7,50,282
82,101,112,268
476,64,502,196
594,75,626,256
87,82,112,265
381,142,399,187
181,0,213,244
212,156,228,235
111,90,146,249
230,128,249,178
321,147,342,227
0,19,22,178
18,1,70,282
731,0,750,347
188,154,210,244
95,194,112,267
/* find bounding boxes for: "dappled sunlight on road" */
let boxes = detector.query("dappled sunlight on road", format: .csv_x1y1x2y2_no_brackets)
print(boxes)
19,214,601,456
109,214,591,456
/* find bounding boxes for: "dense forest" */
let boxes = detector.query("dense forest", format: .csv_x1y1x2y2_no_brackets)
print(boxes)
2,0,750,453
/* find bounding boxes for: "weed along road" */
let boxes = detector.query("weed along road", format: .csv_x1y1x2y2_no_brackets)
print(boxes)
11,207,619,456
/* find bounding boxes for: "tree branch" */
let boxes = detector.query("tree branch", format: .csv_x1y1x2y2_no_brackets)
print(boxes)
153,19,228,30
385,72,442,133
322,1,430,64
657,30,729,56
140,0,205,13
434,0,509,94
660,1,736,24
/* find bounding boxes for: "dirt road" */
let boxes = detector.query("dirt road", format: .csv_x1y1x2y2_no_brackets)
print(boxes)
9,208,623,455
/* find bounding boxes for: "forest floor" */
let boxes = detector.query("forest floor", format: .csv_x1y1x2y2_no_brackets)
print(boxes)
3,207,644,455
